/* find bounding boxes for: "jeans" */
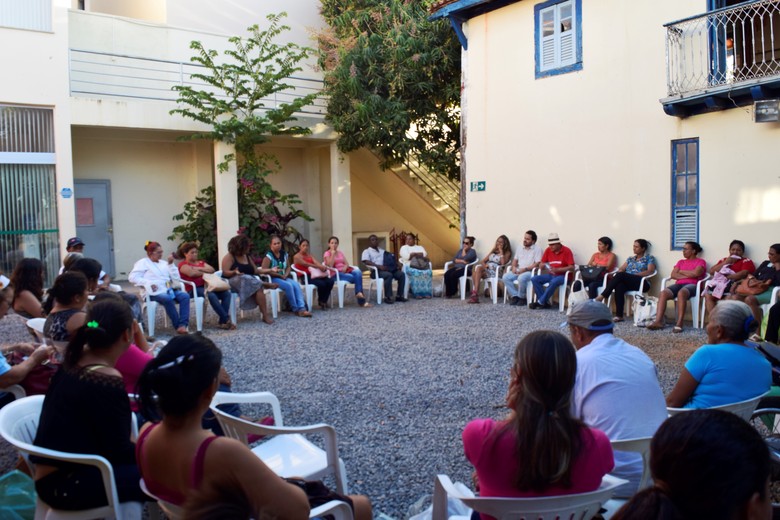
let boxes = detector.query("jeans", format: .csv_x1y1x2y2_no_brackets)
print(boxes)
275,277,307,312
373,269,405,299
339,270,363,295
196,286,231,324
150,289,190,328
531,273,566,305
502,270,533,299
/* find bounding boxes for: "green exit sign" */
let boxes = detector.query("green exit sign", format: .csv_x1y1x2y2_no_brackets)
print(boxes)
470,181,486,192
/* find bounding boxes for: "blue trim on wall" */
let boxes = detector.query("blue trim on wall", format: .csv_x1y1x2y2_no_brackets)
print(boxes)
429,0,522,20
534,0,583,79
449,14,469,49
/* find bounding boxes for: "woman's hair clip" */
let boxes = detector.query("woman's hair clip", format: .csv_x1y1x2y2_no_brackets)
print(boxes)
86,320,99,329
155,354,195,371
744,315,755,333
145,240,151,246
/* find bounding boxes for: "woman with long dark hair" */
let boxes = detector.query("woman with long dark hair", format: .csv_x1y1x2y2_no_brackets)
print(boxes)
33,298,147,511
10,257,44,318
613,409,771,520
595,239,656,322
462,331,613,515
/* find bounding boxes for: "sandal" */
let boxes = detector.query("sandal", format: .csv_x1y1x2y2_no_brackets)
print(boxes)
646,323,664,331
262,282,279,290
468,292,479,304
296,310,312,318
672,326,683,333
263,316,274,325
612,316,624,323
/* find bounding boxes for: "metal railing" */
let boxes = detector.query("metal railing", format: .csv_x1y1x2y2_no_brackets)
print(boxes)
68,49,328,115
665,0,780,97
401,153,460,215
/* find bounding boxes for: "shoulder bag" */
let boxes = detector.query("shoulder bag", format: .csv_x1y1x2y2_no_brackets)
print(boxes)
579,265,606,284
202,272,230,292
409,256,430,270
733,275,771,296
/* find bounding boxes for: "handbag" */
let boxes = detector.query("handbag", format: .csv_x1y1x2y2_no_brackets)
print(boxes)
733,275,771,296
409,256,430,270
7,351,59,396
633,295,658,327
308,267,329,279
579,265,606,284
566,281,590,315
382,251,399,273
202,272,229,292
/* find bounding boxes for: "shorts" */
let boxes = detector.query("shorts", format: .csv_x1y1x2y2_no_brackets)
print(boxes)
666,283,697,298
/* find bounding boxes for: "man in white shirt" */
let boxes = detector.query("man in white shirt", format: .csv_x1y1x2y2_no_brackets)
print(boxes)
566,300,667,497
502,230,543,306
361,234,406,304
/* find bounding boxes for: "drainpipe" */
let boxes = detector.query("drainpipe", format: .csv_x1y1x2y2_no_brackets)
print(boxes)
459,42,468,243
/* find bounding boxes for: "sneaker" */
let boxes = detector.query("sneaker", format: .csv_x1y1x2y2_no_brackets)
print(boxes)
518,298,528,306
528,302,540,310
396,296,408,303
383,297,394,304
510,296,520,306
540,302,552,309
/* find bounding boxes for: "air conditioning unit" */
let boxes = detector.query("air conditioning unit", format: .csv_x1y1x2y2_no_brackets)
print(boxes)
754,99,780,122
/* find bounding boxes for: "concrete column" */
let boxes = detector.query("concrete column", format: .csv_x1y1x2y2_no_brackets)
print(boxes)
302,147,323,251
213,141,239,263
330,143,353,261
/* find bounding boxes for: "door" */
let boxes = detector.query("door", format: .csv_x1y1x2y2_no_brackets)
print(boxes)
74,180,115,277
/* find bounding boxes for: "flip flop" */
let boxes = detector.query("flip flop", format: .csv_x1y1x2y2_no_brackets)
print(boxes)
612,316,624,323
646,323,664,331
672,326,683,333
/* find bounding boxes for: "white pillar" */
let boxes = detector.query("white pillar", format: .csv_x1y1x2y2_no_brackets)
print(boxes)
329,143,353,261
213,141,239,263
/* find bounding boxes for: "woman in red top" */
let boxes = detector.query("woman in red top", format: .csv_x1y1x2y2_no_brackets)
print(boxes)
293,239,335,311
178,242,234,330
703,240,755,322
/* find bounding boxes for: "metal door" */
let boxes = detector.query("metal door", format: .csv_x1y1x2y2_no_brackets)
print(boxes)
74,180,115,277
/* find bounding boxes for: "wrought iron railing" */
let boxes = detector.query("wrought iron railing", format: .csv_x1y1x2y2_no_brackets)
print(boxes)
68,49,328,115
401,153,460,215
665,0,780,97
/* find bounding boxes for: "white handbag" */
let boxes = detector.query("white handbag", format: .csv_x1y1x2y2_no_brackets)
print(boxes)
567,282,590,315
633,294,658,327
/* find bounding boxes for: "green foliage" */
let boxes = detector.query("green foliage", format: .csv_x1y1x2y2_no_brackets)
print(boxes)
168,13,315,262
317,0,461,180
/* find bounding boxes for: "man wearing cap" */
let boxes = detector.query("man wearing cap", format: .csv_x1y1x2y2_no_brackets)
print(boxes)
566,300,667,497
502,230,543,306
528,233,575,309
59,237,111,290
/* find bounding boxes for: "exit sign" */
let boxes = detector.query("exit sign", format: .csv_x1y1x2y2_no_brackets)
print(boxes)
470,181,486,192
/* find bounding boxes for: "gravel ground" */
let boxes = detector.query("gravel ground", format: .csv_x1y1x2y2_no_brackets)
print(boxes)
0,281,703,518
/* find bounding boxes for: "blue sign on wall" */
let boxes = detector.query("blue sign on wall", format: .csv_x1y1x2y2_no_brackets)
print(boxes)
61,187,73,199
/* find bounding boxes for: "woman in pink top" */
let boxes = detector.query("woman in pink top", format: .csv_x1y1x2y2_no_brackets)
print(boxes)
647,241,707,333
323,236,371,307
463,331,613,519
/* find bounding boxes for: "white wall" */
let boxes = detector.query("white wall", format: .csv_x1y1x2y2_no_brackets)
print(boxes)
462,0,780,280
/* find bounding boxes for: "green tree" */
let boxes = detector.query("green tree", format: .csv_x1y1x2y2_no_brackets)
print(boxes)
168,13,316,265
317,0,461,180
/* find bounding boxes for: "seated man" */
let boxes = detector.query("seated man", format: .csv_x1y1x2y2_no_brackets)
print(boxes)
529,233,575,309
59,237,111,290
567,300,667,497
361,234,406,304
502,230,542,306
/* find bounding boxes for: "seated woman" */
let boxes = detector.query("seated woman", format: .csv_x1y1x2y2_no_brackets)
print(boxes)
444,237,478,298
33,298,148,511
613,409,771,520
766,300,780,345
323,236,370,307
647,241,706,333
261,235,311,318
136,335,372,520
727,243,780,324
666,301,771,409
463,330,613,515
399,233,432,299
581,236,617,299
43,271,89,346
10,258,44,319
469,235,511,303
129,241,190,335
703,240,755,321
293,239,335,311
178,241,233,330
220,235,274,325
595,239,656,322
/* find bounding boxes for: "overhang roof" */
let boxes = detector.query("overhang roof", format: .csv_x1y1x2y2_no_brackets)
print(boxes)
429,0,522,20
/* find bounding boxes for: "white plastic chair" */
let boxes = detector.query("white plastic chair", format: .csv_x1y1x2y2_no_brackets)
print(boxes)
758,286,780,331
403,261,433,300
530,269,578,312
667,390,769,421
431,473,627,520
140,478,184,519
26,318,48,344
332,266,362,308
210,391,349,494
137,280,203,336
441,259,479,300
0,384,25,400
603,270,657,318
366,265,385,304
600,437,652,519
0,395,143,519
659,274,711,329
291,266,318,312
215,271,279,323
502,267,538,305
480,262,510,304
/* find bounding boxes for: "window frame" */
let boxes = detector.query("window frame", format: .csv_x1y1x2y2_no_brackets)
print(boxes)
670,138,700,251
534,0,583,79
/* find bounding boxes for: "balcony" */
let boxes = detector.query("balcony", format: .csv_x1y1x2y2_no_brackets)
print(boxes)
662,0,780,117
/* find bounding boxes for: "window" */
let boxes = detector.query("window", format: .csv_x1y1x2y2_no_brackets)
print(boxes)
0,0,52,31
535,0,582,78
671,139,699,250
